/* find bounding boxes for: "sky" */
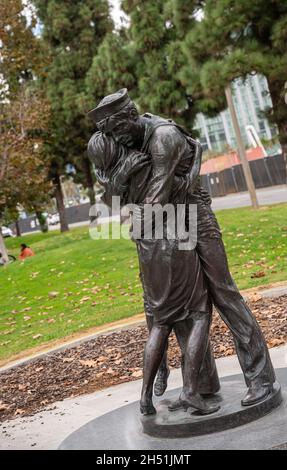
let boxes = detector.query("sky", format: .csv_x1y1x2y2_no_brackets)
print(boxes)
109,0,129,28
23,0,128,33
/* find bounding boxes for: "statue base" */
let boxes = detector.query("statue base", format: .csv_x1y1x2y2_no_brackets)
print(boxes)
59,370,285,450
141,381,282,438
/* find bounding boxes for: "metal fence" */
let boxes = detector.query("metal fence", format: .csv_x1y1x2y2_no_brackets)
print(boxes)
201,154,286,198
10,203,93,235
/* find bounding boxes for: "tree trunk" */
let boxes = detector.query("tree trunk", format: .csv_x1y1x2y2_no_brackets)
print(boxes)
0,227,9,263
15,220,21,237
225,84,259,209
82,156,96,206
54,174,69,232
266,77,287,184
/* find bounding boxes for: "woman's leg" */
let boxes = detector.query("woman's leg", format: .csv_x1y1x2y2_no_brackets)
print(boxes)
140,323,172,415
146,314,170,396
170,313,220,415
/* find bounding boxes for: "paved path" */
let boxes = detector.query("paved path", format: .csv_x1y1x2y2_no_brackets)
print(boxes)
1,345,287,450
211,184,287,211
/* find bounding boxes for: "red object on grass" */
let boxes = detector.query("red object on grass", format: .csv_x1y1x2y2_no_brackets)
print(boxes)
19,247,35,260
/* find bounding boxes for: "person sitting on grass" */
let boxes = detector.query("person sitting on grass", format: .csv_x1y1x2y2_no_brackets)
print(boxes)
19,244,35,261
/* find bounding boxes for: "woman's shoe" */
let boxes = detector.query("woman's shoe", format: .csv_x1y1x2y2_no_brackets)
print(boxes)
140,400,156,415
154,368,170,397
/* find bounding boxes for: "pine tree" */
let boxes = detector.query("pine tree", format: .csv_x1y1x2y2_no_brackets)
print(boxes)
33,0,113,230
179,0,287,165
85,30,136,104
115,0,196,130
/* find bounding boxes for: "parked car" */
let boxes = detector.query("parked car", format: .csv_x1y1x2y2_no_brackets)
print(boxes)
47,213,60,225
2,226,15,238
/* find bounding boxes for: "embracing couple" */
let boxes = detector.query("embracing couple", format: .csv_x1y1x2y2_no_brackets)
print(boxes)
87,89,276,417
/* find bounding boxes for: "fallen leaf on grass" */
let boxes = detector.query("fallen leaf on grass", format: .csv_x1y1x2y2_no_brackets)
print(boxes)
251,271,266,279
48,292,59,299
32,334,43,340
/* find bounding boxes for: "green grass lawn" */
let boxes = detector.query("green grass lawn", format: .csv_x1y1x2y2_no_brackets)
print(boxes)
0,203,286,361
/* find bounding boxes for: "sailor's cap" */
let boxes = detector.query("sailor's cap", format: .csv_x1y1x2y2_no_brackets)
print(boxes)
87,88,131,122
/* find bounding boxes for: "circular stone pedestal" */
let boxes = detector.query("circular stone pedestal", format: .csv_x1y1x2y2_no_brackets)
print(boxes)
142,381,282,438
59,370,286,450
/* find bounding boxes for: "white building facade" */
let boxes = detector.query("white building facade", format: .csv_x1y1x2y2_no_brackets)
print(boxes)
194,74,277,152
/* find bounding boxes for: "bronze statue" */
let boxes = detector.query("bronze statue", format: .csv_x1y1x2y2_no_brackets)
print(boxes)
87,88,276,413
88,131,220,415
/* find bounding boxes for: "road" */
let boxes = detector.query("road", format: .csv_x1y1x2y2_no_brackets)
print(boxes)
211,185,287,211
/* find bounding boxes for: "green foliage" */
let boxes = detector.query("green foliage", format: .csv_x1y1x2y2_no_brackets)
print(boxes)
86,0,197,129
85,32,136,105
33,0,114,197
179,0,287,155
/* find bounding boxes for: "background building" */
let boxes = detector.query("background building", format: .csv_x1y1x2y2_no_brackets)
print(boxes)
194,74,278,153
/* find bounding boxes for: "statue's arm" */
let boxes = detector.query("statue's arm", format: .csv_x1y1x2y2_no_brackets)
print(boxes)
186,139,203,194
130,128,184,238
172,139,203,200
94,149,150,206
143,128,184,206
112,150,150,192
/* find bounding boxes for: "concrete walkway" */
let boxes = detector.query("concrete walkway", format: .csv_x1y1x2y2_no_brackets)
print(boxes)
1,344,287,450
211,184,287,211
